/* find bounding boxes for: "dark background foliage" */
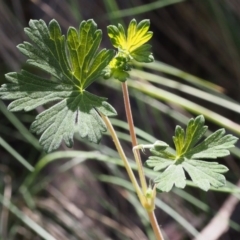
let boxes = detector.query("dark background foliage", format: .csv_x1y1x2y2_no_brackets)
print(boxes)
1,0,240,239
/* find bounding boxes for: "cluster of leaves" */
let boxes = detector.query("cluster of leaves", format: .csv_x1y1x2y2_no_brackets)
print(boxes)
0,18,237,194
146,115,238,192
103,19,154,82
0,18,154,152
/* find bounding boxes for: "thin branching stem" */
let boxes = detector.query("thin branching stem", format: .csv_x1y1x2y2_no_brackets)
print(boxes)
121,82,138,147
121,82,164,240
121,82,148,194
101,114,165,240
100,114,143,202
133,145,148,196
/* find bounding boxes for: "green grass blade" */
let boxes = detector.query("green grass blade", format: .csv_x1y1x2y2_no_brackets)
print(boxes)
174,188,210,212
155,198,199,237
185,180,240,194
0,136,34,172
110,118,157,143
136,61,224,93
107,0,186,19
127,79,240,135
97,174,155,240
20,151,102,190
0,100,40,150
97,174,199,237
131,69,240,113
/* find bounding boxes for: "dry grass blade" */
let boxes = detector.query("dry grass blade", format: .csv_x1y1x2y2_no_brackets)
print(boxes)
194,181,240,240
86,208,146,240
0,166,12,239
36,197,109,240
29,0,72,28
47,185,84,220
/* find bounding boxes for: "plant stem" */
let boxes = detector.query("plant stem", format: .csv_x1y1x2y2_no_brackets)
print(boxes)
121,82,148,193
101,114,165,240
121,82,138,147
148,211,164,240
122,82,164,240
133,145,149,196
100,114,143,202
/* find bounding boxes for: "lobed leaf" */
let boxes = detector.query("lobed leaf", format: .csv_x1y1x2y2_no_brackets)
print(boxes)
131,44,154,62
187,129,238,159
18,20,72,83
183,160,228,191
146,115,238,192
155,164,186,192
0,19,116,152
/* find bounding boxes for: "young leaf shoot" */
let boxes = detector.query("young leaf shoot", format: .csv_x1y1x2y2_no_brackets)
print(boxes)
104,19,154,81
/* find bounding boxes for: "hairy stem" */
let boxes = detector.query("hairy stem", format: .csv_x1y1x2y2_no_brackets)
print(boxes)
122,82,148,193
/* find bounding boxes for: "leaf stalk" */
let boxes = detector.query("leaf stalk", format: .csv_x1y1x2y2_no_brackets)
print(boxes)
121,82,164,240
122,82,148,193
101,114,164,240
100,114,144,203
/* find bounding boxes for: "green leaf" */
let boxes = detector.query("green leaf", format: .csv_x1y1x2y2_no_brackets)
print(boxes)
146,115,238,192
182,160,228,191
131,44,154,63
155,164,186,192
0,19,116,152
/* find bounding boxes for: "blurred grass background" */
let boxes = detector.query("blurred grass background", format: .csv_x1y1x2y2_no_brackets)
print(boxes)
1,0,240,239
